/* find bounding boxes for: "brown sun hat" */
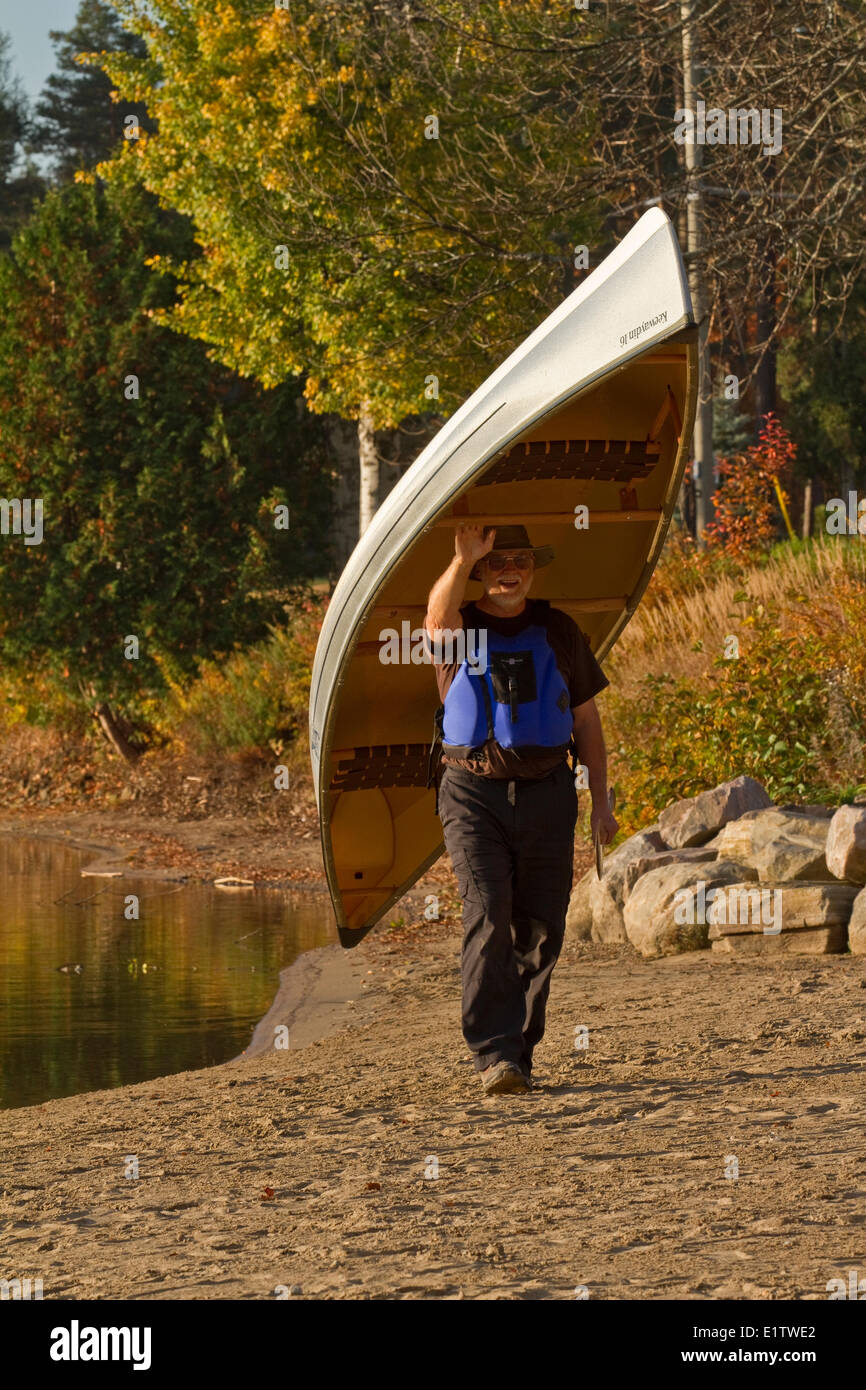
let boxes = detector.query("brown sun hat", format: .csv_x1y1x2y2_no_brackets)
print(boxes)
468,524,555,581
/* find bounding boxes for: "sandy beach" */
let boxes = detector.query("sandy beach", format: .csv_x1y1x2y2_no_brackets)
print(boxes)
2,810,865,1301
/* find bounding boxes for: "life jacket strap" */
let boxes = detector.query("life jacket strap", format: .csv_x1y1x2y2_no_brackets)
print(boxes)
426,704,447,814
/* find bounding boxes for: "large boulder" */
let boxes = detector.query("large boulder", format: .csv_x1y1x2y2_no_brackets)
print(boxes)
706,881,857,938
849,888,866,954
711,926,846,955
753,836,835,883
565,868,594,940
588,827,666,943
623,859,758,958
708,881,854,958
658,776,772,849
622,846,719,903
826,805,866,884
710,807,832,863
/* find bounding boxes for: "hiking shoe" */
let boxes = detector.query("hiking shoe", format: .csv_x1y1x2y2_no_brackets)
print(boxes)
481,1061,531,1095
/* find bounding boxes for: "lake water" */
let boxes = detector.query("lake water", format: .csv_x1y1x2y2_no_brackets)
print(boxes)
0,834,335,1111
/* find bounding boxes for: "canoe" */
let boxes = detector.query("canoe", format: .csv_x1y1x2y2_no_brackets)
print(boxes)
310,206,697,947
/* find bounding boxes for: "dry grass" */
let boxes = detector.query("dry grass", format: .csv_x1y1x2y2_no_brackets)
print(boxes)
609,539,866,695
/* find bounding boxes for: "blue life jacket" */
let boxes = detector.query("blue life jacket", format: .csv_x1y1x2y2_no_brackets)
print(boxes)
442,601,573,757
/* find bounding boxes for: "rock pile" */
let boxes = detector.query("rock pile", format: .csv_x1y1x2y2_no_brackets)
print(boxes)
567,774,866,959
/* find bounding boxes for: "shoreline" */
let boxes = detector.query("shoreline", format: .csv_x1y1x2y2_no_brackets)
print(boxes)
0,809,332,892
2,922,863,1298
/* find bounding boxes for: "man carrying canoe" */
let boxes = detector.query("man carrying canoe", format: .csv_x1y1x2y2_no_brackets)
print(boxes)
424,524,618,1096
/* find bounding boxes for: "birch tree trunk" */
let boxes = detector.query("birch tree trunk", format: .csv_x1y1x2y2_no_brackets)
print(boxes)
754,217,778,435
681,0,714,546
358,402,379,535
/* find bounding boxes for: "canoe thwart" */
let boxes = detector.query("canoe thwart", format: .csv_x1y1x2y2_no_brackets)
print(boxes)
482,436,660,485
372,597,628,617
339,885,403,896
433,509,662,526
329,743,431,790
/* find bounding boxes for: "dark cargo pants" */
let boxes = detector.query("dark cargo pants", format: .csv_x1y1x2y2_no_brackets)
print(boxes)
437,759,578,1076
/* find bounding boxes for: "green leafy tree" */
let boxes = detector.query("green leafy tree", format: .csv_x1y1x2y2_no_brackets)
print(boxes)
0,175,331,754
94,0,600,532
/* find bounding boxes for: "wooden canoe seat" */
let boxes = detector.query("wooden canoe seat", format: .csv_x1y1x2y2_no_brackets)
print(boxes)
482,437,660,486
329,743,431,791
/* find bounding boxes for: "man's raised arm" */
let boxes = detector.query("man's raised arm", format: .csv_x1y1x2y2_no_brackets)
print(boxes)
424,524,495,638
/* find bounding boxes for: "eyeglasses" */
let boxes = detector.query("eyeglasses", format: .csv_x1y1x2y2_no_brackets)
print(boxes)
484,552,534,572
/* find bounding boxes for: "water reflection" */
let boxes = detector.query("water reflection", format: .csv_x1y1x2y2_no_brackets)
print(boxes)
0,834,335,1110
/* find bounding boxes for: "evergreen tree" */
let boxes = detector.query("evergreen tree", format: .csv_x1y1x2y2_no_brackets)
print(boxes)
30,0,153,185
0,175,331,748
778,284,866,496
713,378,753,460
0,31,46,251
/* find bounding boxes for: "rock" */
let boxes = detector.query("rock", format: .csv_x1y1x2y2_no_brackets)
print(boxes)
707,882,858,937
752,836,834,883
658,776,772,849
565,868,594,940
826,805,866,883
622,847,719,903
710,807,832,862
623,859,758,958
588,828,666,943
712,926,846,955
848,888,866,955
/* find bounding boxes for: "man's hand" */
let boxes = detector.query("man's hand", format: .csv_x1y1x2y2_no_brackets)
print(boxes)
426,526,493,638
591,799,619,847
455,524,495,568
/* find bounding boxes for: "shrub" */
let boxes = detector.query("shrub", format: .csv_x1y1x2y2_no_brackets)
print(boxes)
606,536,866,836
153,588,326,756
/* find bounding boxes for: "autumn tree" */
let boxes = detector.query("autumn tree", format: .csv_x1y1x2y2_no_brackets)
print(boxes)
94,0,600,536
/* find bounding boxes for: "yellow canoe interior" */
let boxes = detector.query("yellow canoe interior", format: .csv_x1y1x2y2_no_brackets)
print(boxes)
323,336,696,937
